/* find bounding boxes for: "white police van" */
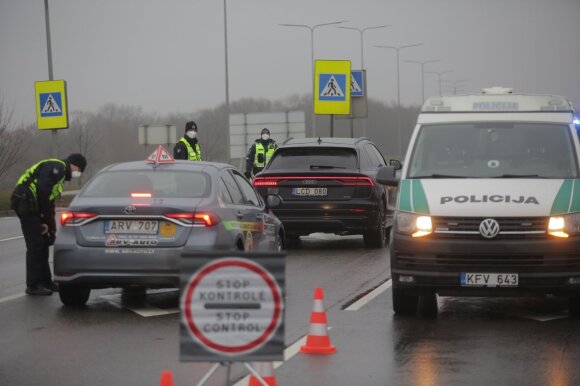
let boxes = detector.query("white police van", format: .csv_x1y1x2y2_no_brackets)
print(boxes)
378,87,580,315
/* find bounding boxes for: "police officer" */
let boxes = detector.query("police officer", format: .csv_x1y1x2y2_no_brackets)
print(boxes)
11,154,87,295
245,128,277,179
174,121,202,161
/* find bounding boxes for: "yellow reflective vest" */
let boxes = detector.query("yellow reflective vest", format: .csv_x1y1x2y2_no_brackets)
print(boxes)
17,158,66,201
178,137,202,161
253,142,276,168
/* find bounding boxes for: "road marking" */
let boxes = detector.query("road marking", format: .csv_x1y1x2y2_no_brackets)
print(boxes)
0,236,23,242
99,292,179,317
0,293,26,304
344,279,392,311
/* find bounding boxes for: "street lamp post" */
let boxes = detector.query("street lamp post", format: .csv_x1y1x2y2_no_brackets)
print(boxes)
337,24,391,137
223,0,231,163
43,0,58,157
374,43,422,155
424,70,453,96
403,59,439,103
279,20,348,137
441,79,469,95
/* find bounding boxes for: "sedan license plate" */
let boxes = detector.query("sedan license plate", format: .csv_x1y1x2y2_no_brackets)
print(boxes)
461,273,518,287
292,187,327,196
104,220,158,234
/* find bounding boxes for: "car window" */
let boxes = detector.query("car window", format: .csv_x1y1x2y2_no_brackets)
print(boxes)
369,145,386,166
233,171,262,207
82,170,210,198
267,147,358,170
221,170,245,205
363,145,379,168
219,177,234,204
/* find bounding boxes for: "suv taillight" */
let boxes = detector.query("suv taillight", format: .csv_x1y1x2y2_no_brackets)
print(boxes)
253,176,374,187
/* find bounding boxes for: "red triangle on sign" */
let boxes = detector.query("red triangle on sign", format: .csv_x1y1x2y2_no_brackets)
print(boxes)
146,145,175,163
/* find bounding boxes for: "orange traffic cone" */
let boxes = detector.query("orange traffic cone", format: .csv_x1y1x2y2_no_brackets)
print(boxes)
248,362,277,386
159,370,174,386
300,287,336,354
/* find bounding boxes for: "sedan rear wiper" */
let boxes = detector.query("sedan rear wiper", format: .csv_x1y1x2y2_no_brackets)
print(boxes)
410,174,467,178
309,165,346,169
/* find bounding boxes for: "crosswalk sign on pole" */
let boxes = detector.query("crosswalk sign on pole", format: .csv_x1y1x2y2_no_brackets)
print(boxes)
351,70,364,97
35,80,69,130
314,60,351,115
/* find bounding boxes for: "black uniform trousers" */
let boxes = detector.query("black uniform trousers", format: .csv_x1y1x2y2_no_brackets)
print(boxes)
18,212,51,287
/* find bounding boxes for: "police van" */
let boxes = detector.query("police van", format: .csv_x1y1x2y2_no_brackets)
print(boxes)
377,87,580,315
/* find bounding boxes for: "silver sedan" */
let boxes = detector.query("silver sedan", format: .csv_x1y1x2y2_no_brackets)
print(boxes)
54,160,284,306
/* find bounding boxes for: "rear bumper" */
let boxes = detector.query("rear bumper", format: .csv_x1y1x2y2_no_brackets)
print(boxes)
391,234,580,297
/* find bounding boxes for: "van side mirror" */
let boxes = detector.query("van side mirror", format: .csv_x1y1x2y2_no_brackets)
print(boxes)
377,166,399,186
389,159,402,170
265,194,283,209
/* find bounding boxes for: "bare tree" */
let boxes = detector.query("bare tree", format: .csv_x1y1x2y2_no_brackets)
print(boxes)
0,99,27,180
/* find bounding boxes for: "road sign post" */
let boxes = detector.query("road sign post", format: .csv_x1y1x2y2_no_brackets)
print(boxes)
180,252,285,385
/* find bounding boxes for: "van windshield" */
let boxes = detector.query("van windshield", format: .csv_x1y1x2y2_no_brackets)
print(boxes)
408,122,578,178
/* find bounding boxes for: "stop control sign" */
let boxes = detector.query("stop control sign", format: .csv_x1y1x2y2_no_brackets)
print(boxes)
180,255,285,362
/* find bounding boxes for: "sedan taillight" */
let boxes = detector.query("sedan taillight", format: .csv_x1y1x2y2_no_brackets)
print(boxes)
60,212,97,226
165,212,219,227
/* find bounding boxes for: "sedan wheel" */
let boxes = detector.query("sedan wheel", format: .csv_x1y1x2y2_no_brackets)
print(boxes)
59,284,91,307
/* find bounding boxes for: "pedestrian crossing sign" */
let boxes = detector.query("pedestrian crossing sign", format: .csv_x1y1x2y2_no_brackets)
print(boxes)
314,60,351,115
35,79,69,130
351,70,364,97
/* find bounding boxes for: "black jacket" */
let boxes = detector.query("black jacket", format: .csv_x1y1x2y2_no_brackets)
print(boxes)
174,136,201,160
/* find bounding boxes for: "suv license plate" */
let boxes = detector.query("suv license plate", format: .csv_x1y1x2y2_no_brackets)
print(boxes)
461,273,518,287
292,187,328,196
104,220,159,234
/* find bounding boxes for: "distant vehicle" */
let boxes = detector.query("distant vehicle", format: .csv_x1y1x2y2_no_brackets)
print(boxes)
252,137,394,248
54,157,284,306
377,87,580,315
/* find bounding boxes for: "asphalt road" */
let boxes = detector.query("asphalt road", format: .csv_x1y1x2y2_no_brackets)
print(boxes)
2,217,580,386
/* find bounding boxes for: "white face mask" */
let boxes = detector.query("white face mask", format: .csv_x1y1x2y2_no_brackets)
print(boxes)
186,130,197,139
71,171,82,179
261,134,270,141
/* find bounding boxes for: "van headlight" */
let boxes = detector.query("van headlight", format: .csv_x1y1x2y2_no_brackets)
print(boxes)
548,213,580,238
396,212,433,237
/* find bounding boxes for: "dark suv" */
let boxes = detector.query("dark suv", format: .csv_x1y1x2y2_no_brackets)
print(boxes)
252,137,395,248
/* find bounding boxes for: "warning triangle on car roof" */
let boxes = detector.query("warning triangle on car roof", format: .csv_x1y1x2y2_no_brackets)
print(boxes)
146,145,175,163
320,75,345,97
42,94,62,113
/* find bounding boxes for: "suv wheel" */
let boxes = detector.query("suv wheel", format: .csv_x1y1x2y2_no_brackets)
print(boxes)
392,288,418,315
363,200,387,248
59,284,91,306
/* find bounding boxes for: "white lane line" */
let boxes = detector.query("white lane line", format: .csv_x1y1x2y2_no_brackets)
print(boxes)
344,279,392,311
129,306,179,317
0,236,24,242
0,217,17,220
0,293,26,304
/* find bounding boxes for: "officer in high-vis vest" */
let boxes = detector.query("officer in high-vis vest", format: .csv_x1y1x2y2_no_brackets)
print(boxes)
174,120,202,161
245,128,278,179
11,154,87,295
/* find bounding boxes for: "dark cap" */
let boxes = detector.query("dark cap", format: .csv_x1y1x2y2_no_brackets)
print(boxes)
185,121,197,133
261,128,270,135
66,153,87,172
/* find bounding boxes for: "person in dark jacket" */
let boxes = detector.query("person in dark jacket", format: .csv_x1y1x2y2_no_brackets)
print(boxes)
245,128,277,179
11,154,87,295
174,121,202,161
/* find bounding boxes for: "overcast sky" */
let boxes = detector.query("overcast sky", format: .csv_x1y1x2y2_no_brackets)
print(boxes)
1,0,579,126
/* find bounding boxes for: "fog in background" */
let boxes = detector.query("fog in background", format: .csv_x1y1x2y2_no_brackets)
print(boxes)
1,0,579,125
0,0,579,188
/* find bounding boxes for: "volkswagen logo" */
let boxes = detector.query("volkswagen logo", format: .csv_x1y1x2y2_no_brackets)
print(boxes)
302,180,317,185
124,205,137,215
479,218,500,239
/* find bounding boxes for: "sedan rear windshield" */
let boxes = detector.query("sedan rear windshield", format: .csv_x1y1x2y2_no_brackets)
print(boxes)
81,170,211,198
268,147,358,170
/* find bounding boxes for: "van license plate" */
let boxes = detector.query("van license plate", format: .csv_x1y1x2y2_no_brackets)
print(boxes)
292,187,327,196
461,273,518,287
104,220,158,234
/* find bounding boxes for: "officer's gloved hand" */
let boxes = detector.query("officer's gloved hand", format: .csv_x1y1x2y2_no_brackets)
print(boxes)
46,232,56,246
244,171,251,179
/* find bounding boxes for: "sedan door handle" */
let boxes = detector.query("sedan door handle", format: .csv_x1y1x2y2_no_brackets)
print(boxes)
236,211,244,219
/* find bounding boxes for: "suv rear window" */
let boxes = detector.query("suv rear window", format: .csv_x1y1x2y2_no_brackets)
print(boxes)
81,170,211,198
268,147,358,170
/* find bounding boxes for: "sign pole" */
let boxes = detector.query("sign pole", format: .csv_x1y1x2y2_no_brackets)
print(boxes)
43,0,58,157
